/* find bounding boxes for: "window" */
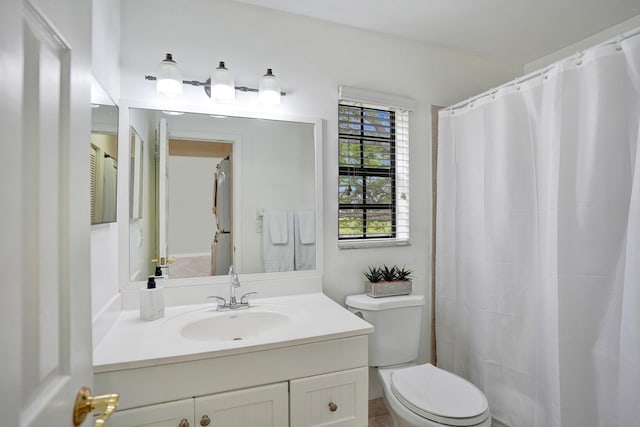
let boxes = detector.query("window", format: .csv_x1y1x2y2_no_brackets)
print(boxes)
338,101,410,246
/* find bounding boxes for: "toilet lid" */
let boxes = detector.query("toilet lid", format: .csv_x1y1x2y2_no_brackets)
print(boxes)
390,364,489,426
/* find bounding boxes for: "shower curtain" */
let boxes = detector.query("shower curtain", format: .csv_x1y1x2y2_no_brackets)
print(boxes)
435,34,640,427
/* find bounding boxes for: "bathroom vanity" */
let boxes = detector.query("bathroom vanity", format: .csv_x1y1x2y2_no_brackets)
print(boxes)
93,293,373,427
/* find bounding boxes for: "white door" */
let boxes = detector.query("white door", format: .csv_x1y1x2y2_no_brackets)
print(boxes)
0,0,109,426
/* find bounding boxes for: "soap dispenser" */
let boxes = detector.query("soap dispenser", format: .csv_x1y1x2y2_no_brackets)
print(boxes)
140,276,165,321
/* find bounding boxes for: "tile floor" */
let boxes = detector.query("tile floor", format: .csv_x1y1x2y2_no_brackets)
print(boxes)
368,398,392,427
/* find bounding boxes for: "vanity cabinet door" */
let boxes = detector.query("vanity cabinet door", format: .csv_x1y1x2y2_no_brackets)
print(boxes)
107,398,194,427
195,382,288,427
289,367,368,427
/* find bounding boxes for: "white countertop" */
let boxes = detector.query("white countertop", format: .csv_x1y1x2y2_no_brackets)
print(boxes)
93,293,373,373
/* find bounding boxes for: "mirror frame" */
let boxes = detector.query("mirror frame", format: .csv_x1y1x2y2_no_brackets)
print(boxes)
116,98,324,291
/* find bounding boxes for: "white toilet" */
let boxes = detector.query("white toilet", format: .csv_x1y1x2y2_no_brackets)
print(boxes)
345,294,491,427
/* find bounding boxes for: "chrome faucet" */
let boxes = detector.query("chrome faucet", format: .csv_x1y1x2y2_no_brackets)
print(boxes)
228,265,240,305
206,265,257,310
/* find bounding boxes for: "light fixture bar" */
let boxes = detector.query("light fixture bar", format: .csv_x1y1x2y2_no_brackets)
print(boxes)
144,75,287,96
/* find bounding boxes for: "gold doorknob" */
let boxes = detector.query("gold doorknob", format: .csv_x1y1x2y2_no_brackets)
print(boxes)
73,386,119,426
328,401,338,412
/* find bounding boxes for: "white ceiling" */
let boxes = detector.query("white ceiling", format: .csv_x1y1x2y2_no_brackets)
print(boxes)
233,0,640,64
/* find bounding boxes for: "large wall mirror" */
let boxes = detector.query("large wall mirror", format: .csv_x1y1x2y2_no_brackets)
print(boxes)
90,77,118,224
128,108,317,283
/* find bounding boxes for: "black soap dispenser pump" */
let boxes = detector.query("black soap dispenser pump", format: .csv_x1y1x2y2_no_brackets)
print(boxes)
140,276,165,321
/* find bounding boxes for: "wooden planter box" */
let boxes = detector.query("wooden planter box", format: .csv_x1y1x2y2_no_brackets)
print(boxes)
365,280,412,298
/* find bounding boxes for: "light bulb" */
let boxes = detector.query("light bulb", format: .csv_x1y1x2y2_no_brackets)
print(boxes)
259,68,281,105
156,53,183,98
211,61,235,103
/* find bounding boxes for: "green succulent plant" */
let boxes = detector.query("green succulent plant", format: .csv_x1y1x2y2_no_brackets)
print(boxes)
395,265,413,281
364,264,412,282
364,266,383,283
381,264,398,281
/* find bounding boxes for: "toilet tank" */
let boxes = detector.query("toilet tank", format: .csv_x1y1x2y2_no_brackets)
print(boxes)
345,294,425,367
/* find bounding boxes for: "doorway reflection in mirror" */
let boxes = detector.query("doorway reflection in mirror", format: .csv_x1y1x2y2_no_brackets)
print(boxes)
168,139,232,278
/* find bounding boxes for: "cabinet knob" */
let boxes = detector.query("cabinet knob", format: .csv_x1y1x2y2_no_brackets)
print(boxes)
178,419,190,427
200,415,211,426
328,401,338,412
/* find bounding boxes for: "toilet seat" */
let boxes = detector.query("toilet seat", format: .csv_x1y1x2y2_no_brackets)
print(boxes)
389,364,489,426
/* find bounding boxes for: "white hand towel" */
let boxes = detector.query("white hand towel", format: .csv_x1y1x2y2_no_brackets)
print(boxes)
267,211,289,244
263,211,294,272
294,211,316,271
296,211,315,244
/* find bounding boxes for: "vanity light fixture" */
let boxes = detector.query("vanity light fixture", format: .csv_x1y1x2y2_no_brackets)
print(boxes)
211,61,235,104
155,53,184,99
145,53,287,104
258,68,281,105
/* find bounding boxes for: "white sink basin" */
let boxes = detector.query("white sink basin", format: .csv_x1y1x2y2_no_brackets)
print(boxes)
180,310,293,342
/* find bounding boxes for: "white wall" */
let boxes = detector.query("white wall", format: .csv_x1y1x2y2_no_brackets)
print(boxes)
92,0,120,100
91,223,119,317
91,0,120,321
119,0,521,363
525,14,640,73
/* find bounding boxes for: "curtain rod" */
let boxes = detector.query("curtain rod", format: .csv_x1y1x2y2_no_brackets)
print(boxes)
445,26,640,113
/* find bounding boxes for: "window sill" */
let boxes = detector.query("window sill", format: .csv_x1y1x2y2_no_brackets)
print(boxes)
337,239,411,250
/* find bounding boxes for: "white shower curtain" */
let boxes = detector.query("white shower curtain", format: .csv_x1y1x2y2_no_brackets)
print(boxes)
436,34,640,427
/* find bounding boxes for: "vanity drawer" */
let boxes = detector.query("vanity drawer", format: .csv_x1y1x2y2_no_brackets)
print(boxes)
195,382,289,427
289,367,368,427
107,398,194,427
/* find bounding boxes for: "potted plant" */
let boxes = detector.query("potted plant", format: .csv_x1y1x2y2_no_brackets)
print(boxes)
364,264,413,297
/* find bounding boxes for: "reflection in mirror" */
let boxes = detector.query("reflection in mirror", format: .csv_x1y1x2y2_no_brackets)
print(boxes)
90,77,118,225
168,136,233,278
129,128,144,219
128,109,316,283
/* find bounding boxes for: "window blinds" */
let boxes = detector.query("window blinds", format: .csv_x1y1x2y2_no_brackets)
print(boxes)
338,102,409,242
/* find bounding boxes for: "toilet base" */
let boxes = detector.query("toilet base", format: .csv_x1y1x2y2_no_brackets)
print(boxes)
377,365,491,427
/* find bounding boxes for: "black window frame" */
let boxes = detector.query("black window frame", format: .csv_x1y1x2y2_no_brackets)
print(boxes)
338,103,397,240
